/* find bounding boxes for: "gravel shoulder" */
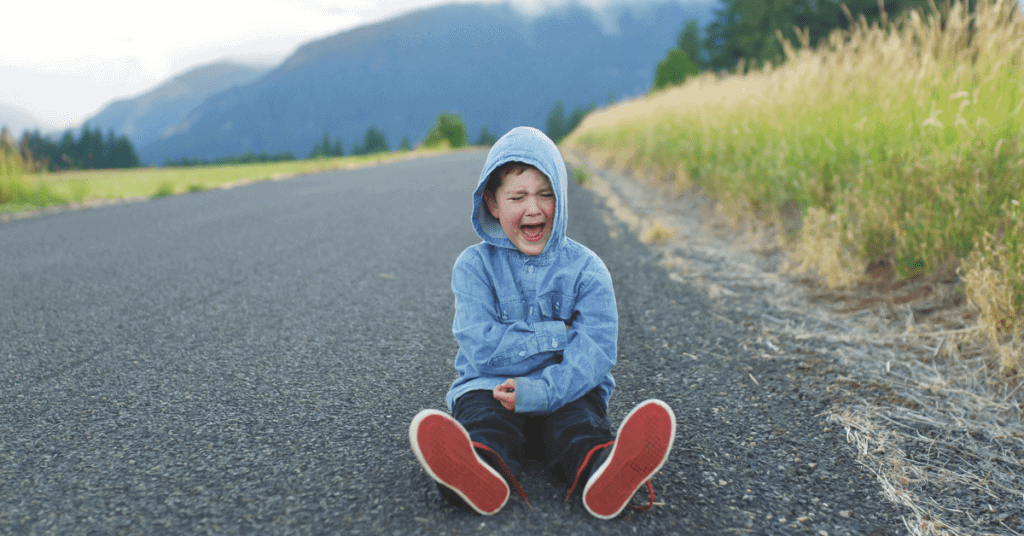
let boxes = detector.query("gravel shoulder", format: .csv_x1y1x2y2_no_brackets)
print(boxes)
566,151,1024,536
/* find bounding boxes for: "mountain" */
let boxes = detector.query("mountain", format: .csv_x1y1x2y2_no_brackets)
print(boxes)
0,103,44,136
132,1,716,165
86,62,269,149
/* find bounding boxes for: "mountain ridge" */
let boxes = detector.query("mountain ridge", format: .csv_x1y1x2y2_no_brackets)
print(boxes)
86,62,270,150
88,1,716,165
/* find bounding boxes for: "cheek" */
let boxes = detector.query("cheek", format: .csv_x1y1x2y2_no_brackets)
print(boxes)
502,207,525,229
543,200,556,220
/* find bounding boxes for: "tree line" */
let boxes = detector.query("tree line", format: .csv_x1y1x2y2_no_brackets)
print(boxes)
653,0,943,90
8,126,141,172
2,100,600,172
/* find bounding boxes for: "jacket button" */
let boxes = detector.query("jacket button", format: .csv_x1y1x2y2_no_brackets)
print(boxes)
552,340,558,348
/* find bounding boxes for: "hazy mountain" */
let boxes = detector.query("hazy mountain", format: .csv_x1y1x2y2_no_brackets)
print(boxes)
0,103,44,136
87,62,269,149
133,1,715,165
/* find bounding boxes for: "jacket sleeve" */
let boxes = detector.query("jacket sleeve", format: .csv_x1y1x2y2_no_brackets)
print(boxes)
514,266,617,414
452,254,569,377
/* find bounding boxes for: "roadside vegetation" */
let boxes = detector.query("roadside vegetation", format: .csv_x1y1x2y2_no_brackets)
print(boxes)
565,0,1023,374
0,113,487,217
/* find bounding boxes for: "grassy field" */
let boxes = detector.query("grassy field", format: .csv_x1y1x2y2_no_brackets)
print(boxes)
0,151,439,216
565,0,1023,373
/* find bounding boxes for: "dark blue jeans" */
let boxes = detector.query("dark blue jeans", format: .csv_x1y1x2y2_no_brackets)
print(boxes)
452,387,615,485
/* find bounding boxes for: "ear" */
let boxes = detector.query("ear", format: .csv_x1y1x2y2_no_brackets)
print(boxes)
484,190,500,219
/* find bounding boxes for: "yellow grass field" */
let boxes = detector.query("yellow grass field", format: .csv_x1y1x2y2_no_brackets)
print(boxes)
565,0,1023,373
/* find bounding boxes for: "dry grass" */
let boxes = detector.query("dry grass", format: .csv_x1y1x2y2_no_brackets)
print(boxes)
567,150,1024,536
564,0,1024,376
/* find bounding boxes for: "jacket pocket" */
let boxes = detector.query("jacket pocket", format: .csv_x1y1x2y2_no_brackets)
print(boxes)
497,299,526,323
538,292,575,322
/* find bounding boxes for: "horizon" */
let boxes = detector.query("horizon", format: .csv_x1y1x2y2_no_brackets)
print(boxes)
0,0,700,135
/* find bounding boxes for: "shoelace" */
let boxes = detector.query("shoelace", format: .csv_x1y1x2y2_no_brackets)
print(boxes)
471,442,533,511
563,440,656,511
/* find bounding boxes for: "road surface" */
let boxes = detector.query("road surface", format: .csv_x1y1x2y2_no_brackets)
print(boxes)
0,151,905,534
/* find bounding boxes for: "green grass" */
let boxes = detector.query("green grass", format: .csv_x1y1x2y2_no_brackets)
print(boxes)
566,0,1023,372
0,151,427,215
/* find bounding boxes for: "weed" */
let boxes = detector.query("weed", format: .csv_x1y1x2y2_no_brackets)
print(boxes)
1,153,69,210
152,182,175,198
573,167,589,185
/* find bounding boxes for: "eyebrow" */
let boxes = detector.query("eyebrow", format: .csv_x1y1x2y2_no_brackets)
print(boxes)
505,186,553,196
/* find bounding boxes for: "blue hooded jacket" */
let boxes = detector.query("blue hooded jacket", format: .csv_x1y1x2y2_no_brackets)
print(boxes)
446,126,617,414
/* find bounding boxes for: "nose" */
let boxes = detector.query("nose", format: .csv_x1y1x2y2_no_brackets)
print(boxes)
525,195,541,215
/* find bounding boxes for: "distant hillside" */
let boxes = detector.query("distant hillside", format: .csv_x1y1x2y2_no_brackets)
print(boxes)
87,62,269,150
133,1,715,165
0,103,44,135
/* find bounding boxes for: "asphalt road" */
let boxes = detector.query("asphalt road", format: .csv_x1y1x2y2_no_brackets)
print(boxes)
1,151,907,535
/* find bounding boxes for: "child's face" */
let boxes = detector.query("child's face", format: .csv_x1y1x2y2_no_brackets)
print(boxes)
485,167,555,256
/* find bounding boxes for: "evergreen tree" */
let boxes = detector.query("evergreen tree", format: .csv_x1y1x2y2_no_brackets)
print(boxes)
309,131,344,159
545,102,594,143
677,19,706,69
15,126,139,171
354,126,389,155
545,101,566,143
58,131,76,170
109,135,141,168
79,126,104,169
566,104,595,135
703,0,934,72
476,126,498,147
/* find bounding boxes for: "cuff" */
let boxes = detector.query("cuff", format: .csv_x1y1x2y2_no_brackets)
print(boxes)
536,321,569,354
513,376,548,414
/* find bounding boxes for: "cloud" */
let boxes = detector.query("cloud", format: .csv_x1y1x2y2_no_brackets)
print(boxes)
0,0,360,75
0,0,701,129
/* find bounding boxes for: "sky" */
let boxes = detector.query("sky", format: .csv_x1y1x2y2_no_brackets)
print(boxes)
0,0,646,134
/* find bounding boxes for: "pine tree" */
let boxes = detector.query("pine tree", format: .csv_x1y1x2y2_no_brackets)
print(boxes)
677,19,705,69
703,0,934,72
476,126,498,147
354,127,388,155
545,101,566,143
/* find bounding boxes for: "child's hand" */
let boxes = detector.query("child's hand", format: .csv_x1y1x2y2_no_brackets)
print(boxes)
492,378,516,412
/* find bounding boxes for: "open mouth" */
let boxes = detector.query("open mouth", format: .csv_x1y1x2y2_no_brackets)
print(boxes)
521,223,546,242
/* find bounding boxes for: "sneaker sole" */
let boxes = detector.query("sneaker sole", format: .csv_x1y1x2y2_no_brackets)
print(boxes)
582,399,676,520
409,409,510,515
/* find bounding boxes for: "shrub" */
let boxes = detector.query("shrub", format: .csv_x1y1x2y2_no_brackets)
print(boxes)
152,182,175,198
423,114,468,149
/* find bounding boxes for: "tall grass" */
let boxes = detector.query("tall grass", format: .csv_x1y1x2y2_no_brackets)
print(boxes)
565,0,1024,373
0,143,70,210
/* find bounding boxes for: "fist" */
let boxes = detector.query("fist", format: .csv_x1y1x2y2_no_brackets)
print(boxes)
492,378,516,412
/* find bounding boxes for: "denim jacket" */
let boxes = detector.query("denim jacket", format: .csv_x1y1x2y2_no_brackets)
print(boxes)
446,127,617,415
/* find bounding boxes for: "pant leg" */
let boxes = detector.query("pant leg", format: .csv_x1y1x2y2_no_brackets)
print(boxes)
541,388,616,484
452,390,528,478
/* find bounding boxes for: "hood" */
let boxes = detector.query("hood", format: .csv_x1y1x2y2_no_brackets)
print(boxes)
472,126,568,258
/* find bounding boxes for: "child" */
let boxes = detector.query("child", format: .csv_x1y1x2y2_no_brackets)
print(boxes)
409,126,675,519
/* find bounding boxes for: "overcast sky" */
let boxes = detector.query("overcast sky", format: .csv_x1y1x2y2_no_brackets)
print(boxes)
0,0,659,133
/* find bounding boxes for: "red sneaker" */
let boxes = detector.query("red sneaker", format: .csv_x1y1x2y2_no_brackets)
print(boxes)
409,409,510,515
582,399,676,519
